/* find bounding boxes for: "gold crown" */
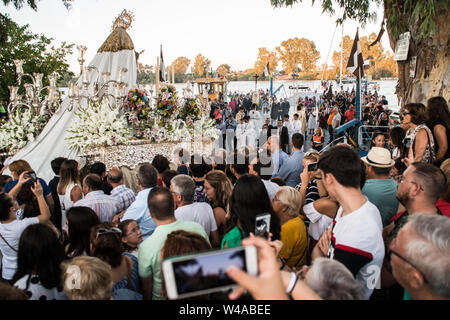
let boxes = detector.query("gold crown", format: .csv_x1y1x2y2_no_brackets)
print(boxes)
112,9,134,31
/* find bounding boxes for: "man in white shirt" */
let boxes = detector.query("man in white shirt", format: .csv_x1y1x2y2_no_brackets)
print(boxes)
170,174,219,247
311,145,384,300
243,116,257,150
249,104,262,131
236,117,246,150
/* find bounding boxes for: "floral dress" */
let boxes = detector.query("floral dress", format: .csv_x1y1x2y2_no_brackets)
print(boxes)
406,124,435,163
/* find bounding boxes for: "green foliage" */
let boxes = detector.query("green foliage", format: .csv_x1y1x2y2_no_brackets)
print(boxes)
270,0,447,40
0,14,74,103
1,0,73,10
271,0,381,26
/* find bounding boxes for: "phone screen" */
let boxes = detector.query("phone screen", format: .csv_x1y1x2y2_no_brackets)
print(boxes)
28,172,37,182
403,138,411,158
163,246,257,299
308,162,318,172
255,213,271,239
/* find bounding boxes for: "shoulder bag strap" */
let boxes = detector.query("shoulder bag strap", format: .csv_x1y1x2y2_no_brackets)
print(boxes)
0,232,18,253
125,256,132,289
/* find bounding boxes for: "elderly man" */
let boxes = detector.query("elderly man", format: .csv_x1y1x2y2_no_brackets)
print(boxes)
73,174,120,222
170,174,219,247
107,167,136,213
120,164,159,240
389,214,450,300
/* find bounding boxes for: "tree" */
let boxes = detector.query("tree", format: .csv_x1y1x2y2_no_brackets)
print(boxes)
276,37,320,75
254,47,278,76
171,56,191,75
1,0,73,10
330,32,398,80
217,64,231,77
270,0,449,106
191,54,211,77
0,13,74,103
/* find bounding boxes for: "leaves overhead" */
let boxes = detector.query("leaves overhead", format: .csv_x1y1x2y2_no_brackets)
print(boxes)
1,0,73,10
0,13,74,102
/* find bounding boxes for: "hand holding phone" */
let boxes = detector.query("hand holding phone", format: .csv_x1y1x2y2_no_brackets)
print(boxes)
162,246,258,300
307,162,318,172
255,213,271,239
28,171,37,183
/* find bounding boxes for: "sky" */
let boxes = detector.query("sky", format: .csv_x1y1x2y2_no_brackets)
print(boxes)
1,0,391,74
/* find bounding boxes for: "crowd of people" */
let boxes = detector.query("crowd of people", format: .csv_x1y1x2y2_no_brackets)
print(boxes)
0,86,449,301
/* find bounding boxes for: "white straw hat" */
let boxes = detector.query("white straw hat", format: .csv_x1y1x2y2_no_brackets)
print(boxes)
361,147,395,168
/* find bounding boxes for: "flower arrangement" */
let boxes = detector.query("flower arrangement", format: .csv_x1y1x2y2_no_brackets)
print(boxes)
66,98,132,151
122,89,151,127
177,97,202,125
154,84,179,126
0,107,50,153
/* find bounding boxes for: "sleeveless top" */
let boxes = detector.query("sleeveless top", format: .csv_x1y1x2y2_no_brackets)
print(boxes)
407,124,435,163
58,183,81,229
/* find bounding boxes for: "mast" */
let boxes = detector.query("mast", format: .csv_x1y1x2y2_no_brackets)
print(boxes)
339,22,344,88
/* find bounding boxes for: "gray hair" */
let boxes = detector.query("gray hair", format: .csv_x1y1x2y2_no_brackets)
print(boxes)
171,174,195,204
403,213,450,298
137,164,158,188
306,258,363,300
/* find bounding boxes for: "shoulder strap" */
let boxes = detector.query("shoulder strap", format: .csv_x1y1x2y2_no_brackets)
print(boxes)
125,256,132,289
0,232,18,253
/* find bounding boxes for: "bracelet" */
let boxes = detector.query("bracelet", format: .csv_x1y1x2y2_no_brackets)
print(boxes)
286,272,299,295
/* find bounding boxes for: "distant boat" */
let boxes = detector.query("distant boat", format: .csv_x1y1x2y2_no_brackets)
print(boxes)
288,85,311,91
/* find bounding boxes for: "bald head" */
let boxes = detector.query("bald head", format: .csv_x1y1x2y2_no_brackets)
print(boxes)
106,167,123,186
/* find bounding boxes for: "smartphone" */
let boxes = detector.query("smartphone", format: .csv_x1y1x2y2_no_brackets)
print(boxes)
28,172,37,183
255,213,271,239
403,137,411,158
308,162,318,172
162,245,258,300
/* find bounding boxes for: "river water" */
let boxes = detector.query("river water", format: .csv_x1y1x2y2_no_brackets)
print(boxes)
171,79,399,109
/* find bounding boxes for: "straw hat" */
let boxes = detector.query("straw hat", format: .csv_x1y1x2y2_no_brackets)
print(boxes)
361,147,395,168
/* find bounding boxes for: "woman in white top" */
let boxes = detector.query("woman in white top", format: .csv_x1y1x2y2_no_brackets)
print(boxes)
57,160,83,232
0,173,51,281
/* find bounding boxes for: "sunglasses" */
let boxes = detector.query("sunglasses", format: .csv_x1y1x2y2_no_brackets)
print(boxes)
96,227,122,239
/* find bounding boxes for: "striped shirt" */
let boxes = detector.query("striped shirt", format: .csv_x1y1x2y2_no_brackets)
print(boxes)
110,185,136,212
296,180,320,204
74,191,121,222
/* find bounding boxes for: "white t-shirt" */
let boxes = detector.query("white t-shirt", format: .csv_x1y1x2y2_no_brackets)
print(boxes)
174,202,218,237
0,217,40,280
328,200,384,300
302,202,333,241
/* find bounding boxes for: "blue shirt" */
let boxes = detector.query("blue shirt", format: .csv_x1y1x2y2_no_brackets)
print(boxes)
4,178,51,206
276,150,304,187
271,149,289,177
120,188,156,240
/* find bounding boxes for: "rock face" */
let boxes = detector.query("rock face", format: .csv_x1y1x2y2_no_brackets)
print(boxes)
410,9,450,105
392,9,450,107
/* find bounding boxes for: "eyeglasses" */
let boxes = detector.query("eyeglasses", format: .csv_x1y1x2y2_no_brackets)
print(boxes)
96,227,122,239
127,226,141,236
388,248,428,284
397,175,423,190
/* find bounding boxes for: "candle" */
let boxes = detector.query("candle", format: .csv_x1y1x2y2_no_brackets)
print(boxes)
82,67,89,83
34,73,43,88
14,60,23,74
69,82,74,96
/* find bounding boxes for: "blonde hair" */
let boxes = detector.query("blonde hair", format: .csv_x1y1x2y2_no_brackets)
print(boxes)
205,170,233,209
440,159,450,202
8,160,32,176
276,186,302,218
62,256,113,300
